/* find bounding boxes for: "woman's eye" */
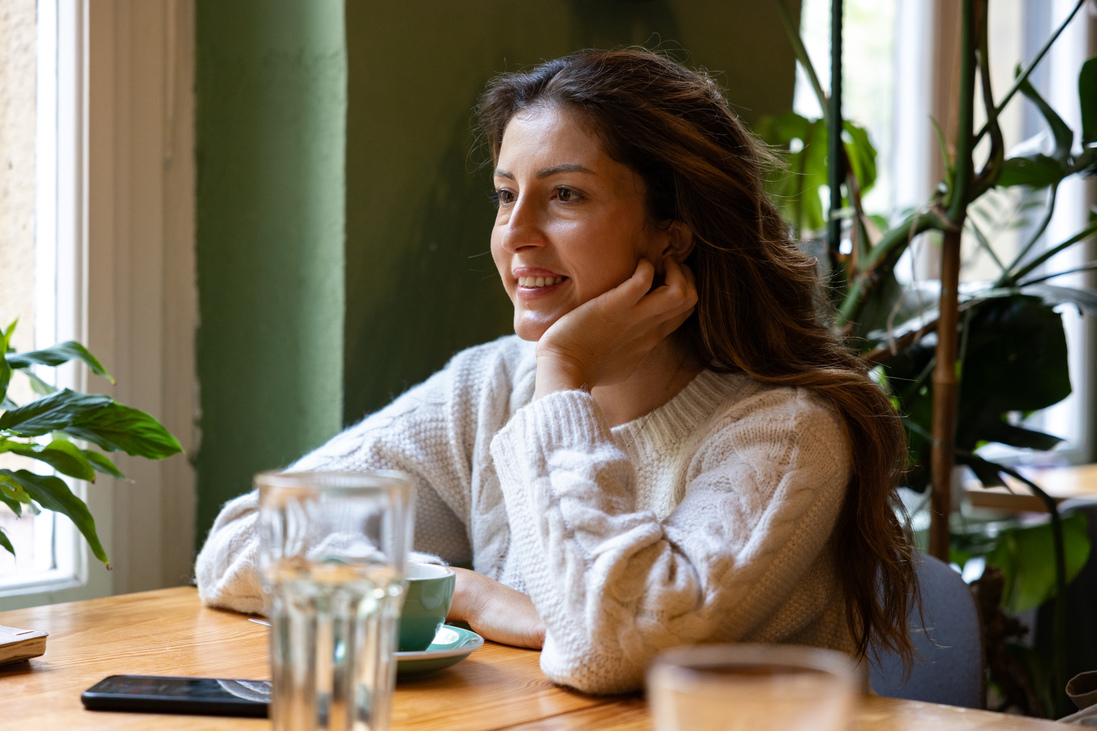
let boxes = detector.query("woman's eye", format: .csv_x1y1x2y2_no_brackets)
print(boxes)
490,188,515,206
555,187,580,202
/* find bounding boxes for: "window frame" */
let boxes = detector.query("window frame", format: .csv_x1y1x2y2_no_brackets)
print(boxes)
0,0,197,609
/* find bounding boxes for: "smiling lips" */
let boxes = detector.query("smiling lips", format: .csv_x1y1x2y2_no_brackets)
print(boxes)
518,276,566,288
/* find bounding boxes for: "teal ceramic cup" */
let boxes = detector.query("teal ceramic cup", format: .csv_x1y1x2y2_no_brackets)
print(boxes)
398,563,456,652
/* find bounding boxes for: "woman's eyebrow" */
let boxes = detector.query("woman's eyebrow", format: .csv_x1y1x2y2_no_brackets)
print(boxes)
493,163,596,180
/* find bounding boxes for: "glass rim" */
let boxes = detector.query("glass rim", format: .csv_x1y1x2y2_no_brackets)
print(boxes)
647,643,857,690
254,469,413,494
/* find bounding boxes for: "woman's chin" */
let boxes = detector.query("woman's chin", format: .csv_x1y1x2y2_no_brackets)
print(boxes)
513,315,556,342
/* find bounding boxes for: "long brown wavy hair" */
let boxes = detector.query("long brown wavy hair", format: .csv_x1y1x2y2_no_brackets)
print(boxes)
477,48,917,668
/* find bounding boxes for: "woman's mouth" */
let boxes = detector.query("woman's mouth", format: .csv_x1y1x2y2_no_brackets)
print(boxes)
517,276,566,288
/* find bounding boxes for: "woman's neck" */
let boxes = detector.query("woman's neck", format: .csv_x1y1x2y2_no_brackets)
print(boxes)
591,341,702,428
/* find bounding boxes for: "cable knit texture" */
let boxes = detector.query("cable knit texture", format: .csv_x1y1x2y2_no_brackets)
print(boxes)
195,335,853,694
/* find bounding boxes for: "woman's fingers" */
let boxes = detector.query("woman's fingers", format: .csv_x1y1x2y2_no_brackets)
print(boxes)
535,256,697,393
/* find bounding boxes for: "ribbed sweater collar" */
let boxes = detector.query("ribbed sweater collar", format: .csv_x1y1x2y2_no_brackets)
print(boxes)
610,369,751,456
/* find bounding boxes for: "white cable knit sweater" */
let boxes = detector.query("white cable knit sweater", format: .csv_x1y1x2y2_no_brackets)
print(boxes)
195,335,854,694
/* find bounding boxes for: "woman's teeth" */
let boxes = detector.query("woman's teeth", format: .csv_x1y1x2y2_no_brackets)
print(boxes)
518,276,564,288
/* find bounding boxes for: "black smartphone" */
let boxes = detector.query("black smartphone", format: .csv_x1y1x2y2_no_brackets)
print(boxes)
81,674,270,717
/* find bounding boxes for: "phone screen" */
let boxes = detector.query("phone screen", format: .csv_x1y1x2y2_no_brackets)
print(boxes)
82,675,270,717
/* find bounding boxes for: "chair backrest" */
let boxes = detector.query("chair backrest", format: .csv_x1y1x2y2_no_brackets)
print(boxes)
869,554,985,709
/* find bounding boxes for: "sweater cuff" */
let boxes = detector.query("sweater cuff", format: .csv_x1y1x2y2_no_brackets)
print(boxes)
499,388,611,451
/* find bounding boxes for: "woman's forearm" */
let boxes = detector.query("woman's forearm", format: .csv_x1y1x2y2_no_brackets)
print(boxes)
447,567,546,650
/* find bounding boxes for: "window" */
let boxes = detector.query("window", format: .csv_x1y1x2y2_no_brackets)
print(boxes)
794,0,1094,466
0,0,197,609
0,0,86,596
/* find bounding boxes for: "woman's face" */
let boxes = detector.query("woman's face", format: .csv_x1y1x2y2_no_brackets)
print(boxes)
490,105,670,341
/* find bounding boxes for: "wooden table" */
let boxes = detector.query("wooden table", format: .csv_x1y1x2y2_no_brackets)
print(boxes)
966,462,1097,512
0,587,1065,730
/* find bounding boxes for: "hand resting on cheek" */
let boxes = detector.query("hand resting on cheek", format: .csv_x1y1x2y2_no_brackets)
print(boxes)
534,255,698,399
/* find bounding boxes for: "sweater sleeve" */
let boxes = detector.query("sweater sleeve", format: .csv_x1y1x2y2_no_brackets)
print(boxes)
195,340,520,614
489,386,851,694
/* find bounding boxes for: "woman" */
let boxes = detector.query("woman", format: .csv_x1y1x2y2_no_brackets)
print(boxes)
196,48,916,695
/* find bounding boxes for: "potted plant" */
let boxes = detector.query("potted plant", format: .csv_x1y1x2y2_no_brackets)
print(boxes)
0,320,182,567
764,0,1096,716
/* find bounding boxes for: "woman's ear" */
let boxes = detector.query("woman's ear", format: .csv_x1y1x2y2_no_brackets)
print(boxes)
661,221,695,263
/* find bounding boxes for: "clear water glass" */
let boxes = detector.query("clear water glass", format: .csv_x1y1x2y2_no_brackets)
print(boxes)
647,644,858,731
258,470,413,731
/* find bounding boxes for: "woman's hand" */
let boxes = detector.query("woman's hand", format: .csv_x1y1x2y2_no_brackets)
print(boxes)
534,256,697,398
447,567,546,649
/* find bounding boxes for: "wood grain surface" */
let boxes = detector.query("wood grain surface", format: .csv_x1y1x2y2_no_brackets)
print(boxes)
966,462,1097,512
0,586,1068,730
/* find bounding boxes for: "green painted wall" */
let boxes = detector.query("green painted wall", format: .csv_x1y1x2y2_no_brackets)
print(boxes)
342,0,803,421
193,0,801,546
194,1,347,543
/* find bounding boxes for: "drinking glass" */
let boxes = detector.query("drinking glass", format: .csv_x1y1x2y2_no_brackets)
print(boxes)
258,470,414,731
646,644,857,731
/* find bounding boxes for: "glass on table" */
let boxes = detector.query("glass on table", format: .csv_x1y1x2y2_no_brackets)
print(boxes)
258,470,414,731
646,643,857,731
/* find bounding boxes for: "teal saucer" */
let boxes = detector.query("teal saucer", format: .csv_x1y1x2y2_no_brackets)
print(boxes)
395,625,483,677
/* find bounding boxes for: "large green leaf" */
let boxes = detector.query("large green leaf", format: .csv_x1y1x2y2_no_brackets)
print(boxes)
1080,57,1097,146
758,114,879,235
986,511,1090,613
978,421,1064,451
957,295,1071,450
0,390,113,436
0,526,13,557
0,322,12,404
880,294,1072,488
842,120,878,192
63,401,182,459
756,111,833,233
0,468,108,566
0,438,96,481
1020,283,1097,316
5,341,114,383
83,449,125,479
997,155,1065,189
0,472,30,516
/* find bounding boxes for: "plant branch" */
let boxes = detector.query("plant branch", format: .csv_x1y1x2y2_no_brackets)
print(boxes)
972,0,1005,196
966,218,1008,275
839,209,947,326
1011,218,1097,284
1000,185,1059,286
1019,260,1097,286
972,0,1087,147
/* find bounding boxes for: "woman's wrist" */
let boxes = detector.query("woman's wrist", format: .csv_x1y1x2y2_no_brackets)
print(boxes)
534,351,590,400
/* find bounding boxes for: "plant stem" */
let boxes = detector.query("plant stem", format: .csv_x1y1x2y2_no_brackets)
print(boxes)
929,0,978,561
1011,218,1097,284
839,210,944,325
1000,185,1059,286
828,0,845,264
1019,260,1097,286
972,0,1087,148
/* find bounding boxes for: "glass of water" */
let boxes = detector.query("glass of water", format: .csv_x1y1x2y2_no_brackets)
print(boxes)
258,470,414,731
646,644,858,731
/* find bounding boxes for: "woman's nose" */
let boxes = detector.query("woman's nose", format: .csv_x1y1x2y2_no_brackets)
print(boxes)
500,196,546,252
